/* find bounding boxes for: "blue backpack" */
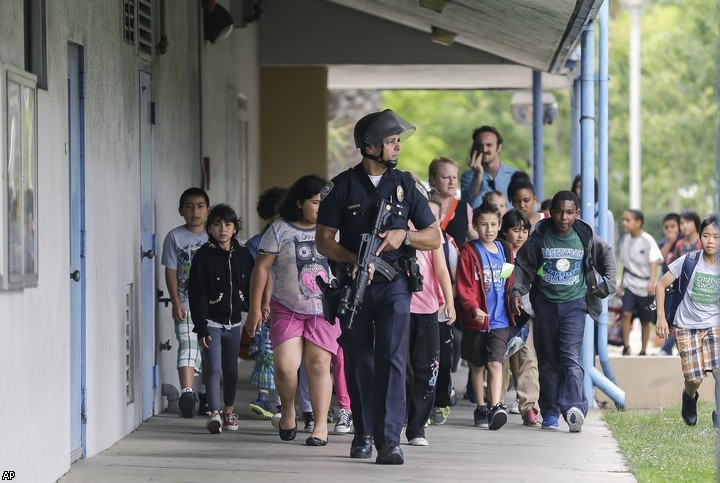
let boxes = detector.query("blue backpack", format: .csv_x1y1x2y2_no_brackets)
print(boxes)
664,250,701,325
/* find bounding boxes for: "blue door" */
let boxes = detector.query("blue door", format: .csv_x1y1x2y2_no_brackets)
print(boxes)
68,42,86,461
139,68,156,419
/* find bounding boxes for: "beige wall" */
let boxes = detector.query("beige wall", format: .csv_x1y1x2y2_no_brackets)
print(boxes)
260,67,328,190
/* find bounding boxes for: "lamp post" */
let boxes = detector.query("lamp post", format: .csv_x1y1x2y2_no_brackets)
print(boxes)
621,0,649,210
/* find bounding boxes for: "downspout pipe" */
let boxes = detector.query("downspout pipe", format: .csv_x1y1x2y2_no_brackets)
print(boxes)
571,78,581,180
162,383,180,412
581,17,626,410
532,70,544,201
596,0,620,389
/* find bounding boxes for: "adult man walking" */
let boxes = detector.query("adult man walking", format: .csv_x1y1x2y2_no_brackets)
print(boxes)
316,109,440,464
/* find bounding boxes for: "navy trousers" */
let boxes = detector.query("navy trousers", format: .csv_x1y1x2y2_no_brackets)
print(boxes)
533,295,588,419
340,277,411,449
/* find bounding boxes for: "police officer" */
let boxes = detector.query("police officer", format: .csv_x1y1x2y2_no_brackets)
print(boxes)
316,109,440,465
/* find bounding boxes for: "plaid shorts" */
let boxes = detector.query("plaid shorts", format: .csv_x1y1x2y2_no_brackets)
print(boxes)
175,313,202,373
676,326,720,382
250,351,275,391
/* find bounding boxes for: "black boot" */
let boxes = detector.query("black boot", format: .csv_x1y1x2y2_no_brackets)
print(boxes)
681,390,698,426
350,434,373,459
376,441,404,465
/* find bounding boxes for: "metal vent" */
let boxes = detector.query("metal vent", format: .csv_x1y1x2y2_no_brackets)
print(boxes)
123,0,135,45
125,284,135,404
137,0,153,61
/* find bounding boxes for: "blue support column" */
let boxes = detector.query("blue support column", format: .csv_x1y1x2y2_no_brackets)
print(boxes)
532,70,544,200
595,0,624,407
581,12,625,410
580,19,596,409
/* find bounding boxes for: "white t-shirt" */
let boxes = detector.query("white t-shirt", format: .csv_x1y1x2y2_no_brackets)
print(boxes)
161,225,208,307
259,219,329,315
620,231,663,296
668,253,720,329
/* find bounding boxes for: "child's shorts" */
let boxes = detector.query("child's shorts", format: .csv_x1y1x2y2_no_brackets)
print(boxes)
622,289,656,323
175,313,202,373
460,327,510,368
676,326,720,382
269,300,341,355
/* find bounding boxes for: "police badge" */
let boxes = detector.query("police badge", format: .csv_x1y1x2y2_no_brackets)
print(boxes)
396,185,405,202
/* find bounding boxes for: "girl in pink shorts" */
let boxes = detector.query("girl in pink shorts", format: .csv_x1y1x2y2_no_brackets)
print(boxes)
246,175,341,446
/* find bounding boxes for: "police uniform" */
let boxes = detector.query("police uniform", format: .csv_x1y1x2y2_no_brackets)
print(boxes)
317,162,435,450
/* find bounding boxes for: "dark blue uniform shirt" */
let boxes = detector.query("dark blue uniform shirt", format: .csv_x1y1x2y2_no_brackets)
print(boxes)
318,163,435,262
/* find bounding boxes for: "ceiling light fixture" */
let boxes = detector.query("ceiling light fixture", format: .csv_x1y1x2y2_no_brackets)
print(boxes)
419,0,450,14
431,26,456,46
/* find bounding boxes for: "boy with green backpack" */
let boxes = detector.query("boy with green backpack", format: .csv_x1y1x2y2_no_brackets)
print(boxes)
656,216,720,428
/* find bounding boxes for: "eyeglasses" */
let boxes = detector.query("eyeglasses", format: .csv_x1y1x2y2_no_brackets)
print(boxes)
488,178,496,191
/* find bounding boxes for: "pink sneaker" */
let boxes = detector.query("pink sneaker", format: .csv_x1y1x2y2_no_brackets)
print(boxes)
222,412,239,431
522,407,541,427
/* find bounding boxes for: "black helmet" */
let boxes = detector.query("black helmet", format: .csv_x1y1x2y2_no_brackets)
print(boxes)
353,109,416,149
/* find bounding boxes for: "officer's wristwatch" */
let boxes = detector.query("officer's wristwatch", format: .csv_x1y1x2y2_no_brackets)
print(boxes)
403,230,412,246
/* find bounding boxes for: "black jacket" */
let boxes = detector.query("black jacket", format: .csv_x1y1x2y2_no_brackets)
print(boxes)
188,237,254,339
511,218,617,322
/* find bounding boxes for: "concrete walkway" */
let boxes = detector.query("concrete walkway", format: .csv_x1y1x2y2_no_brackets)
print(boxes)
61,363,635,483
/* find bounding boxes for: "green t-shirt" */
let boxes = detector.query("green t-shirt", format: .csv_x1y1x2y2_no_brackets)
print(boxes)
537,228,587,303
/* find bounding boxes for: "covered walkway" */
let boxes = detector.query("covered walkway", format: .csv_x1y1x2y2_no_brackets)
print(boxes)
61,363,634,482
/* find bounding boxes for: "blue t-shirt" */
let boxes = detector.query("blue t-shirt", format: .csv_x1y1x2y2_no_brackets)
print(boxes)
475,241,510,330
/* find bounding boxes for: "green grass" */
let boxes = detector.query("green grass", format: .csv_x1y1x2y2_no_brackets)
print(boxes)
603,402,718,482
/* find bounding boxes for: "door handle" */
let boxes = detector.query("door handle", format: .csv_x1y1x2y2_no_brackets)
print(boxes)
70,270,81,282
141,248,155,259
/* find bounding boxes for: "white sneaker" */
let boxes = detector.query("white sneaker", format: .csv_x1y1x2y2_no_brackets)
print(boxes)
509,399,520,414
334,408,354,434
566,407,585,433
271,412,281,429
206,412,222,434
409,437,429,446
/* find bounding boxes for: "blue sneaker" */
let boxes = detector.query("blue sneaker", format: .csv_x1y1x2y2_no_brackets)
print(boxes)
541,415,559,430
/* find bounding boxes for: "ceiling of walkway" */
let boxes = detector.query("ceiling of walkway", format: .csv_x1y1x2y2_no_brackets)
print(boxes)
258,0,601,90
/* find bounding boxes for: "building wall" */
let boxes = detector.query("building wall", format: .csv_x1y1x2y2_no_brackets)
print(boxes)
0,1,260,481
260,66,328,190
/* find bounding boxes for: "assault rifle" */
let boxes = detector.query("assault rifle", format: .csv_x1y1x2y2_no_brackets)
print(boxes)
345,198,400,329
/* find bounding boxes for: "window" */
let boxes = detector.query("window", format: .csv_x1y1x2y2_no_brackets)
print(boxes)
123,0,136,45
24,0,47,90
1,64,38,289
123,0,154,62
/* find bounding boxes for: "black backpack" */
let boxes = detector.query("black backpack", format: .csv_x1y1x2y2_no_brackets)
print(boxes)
664,250,701,325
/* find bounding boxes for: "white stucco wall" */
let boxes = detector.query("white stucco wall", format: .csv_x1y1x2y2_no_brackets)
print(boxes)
0,1,260,481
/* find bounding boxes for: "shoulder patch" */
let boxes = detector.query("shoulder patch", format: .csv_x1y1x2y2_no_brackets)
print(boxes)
320,181,334,201
415,181,428,200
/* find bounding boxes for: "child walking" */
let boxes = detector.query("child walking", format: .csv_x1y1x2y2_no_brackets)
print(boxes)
406,199,455,446
510,191,616,433
499,209,541,427
161,187,209,418
188,204,254,433
619,209,664,356
457,200,516,430
246,175,340,447
656,216,720,428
